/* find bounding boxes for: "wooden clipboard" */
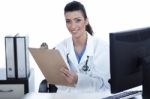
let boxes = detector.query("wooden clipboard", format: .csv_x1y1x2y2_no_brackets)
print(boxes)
29,48,73,86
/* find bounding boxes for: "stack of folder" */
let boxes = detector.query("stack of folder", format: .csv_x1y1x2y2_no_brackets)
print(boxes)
5,34,30,79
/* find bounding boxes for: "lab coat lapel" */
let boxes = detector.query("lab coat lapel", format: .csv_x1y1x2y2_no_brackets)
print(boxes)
79,33,94,64
66,38,78,67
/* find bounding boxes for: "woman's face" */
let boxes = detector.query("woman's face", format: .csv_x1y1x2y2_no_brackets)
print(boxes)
65,11,88,39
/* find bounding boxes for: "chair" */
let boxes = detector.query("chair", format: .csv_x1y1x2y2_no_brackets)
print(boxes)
39,79,57,93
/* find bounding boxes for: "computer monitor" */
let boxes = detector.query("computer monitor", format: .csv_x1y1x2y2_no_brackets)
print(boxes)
109,27,150,94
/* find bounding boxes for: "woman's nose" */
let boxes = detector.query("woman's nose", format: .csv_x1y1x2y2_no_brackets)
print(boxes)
70,22,76,29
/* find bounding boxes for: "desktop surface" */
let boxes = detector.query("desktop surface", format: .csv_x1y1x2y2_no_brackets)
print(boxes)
22,92,110,99
21,91,142,99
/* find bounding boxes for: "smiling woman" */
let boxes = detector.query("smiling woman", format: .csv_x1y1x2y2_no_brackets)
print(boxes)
51,1,110,93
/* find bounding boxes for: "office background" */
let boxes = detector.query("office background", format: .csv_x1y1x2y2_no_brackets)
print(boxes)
0,0,150,92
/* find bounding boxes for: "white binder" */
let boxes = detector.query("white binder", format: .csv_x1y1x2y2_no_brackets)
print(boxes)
5,36,16,79
15,36,30,78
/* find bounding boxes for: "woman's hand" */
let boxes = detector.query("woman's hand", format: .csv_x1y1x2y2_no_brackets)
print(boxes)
60,67,78,85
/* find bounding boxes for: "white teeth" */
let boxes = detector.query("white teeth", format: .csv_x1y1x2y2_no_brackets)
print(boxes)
72,31,77,33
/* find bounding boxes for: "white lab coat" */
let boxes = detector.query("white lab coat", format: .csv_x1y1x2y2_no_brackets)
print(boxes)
55,33,110,93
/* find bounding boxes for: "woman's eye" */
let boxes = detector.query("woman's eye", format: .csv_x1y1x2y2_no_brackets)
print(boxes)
66,20,71,24
75,19,81,23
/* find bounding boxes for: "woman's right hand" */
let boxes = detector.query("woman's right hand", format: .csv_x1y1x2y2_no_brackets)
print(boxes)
60,67,78,85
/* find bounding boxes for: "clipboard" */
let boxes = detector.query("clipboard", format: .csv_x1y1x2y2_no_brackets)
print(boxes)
29,48,73,86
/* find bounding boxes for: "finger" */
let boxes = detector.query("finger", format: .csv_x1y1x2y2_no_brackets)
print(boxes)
60,68,71,77
60,70,72,83
60,67,68,73
63,69,72,77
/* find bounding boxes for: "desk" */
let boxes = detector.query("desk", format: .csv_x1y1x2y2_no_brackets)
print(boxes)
21,92,109,99
21,92,142,99
0,68,34,99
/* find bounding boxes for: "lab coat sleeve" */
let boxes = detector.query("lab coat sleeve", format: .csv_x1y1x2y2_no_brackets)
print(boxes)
76,73,104,91
75,39,110,91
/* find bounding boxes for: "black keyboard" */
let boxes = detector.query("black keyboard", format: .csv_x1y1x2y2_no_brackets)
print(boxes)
103,90,142,99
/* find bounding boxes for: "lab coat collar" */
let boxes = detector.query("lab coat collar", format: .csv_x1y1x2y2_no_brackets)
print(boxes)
66,33,94,65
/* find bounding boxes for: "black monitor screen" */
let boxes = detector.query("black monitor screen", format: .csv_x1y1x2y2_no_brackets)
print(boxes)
109,27,150,93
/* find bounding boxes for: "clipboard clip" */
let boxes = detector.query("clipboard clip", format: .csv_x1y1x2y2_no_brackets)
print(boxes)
40,42,48,49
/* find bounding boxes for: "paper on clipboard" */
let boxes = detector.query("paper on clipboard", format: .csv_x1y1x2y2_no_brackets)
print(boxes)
29,48,74,86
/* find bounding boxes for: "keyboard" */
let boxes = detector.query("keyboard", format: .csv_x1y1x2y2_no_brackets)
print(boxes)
103,90,142,99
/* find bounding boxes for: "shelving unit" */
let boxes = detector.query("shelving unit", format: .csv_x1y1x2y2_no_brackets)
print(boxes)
0,68,34,99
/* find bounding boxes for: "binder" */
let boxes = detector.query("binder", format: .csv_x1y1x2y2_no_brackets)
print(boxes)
5,36,16,79
15,35,30,78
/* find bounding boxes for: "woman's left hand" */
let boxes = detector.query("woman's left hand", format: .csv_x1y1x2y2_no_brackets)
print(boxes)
60,67,78,85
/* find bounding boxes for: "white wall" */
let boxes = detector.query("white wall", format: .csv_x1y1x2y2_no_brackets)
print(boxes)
0,0,150,92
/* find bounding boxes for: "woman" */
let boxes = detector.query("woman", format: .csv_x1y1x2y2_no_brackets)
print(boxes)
56,1,110,93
